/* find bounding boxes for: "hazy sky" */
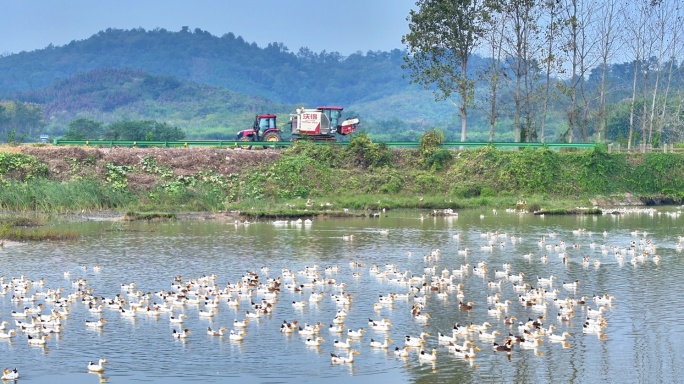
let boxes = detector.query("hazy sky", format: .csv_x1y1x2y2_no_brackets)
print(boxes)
1,0,417,55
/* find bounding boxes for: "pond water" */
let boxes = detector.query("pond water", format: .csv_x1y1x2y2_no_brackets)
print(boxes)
0,208,683,383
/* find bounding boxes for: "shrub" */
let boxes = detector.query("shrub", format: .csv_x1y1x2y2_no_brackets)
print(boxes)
345,132,392,168
480,188,497,198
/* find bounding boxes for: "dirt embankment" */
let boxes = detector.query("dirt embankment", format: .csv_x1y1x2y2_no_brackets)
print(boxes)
20,146,281,190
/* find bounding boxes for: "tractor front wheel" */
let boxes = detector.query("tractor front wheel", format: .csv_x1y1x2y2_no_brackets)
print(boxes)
239,136,254,149
262,131,283,149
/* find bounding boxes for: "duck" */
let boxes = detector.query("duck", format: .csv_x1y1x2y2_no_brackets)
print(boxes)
504,316,517,325
172,329,191,339
479,330,500,339
330,350,359,363
370,338,393,348
169,314,187,324
333,338,356,348
1,368,18,380
347,328,366,338
438,332,457,343
459,301,474,310
549,332,572,341
199,308,218,317
470,322,492,332
493,340,514,352
405,333,430,347
229,330,246,340
233,319,250,328
87,359,109,372
27,334,50,345
454,345,481,358
0,330,17,339
520,338,542,348
418,349,437,361
305,337,325,346
329,324,347,333
207,327,228,336
562,281,580,289
88,305,104,313
394,346,413,357
292,301,307,308
85,318,107,328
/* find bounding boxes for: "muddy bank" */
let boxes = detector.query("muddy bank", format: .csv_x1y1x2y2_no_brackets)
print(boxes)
21,146,281,189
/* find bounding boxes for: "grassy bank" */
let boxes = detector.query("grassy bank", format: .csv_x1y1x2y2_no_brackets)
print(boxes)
0,214,77,241
1,136,684,213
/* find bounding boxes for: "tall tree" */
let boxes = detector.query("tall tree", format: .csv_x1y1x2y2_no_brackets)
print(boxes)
539,0,563,143
594,0,622,142
623,1,649,149
403,0,493,142
483,8,507,142
502,0,538,143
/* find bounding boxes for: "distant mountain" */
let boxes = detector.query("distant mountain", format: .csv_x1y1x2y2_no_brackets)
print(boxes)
7,68,291,139
0,27,423,109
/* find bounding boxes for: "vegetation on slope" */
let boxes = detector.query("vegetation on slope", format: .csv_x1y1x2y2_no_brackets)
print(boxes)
3,68,290,140
0,133,682,213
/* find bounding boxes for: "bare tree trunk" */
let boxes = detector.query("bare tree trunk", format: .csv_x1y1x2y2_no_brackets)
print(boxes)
488,26,504,142
540,1,557,144
628,60,638,149
514,69,522,142
659,56,676,138
648,6,667,144
596,0,620,143
460,60,468,142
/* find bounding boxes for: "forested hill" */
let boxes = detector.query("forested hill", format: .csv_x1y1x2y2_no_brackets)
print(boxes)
7,68,291,139
0,27,428,108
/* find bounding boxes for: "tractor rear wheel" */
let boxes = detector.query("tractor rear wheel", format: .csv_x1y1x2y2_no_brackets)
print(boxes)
262,131,282,149
239,136,254,149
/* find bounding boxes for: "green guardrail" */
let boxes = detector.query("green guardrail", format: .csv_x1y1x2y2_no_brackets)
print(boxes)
52,139,598,149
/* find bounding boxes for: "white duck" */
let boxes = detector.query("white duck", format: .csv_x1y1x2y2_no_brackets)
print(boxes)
172,329,191,339
394,346,413,357
330,350,359,363
305,337,325,346
333,338,356,349
229,330,246,340
87,359,109,372
27,334,50,345
369,338,393,348
419,349,437,361
170,314,187,324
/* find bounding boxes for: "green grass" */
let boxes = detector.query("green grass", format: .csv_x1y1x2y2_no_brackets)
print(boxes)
0,179,135,212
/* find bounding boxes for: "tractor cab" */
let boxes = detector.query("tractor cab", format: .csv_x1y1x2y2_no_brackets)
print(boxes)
318,107,343,133
236,114,283,148
256,115,277,132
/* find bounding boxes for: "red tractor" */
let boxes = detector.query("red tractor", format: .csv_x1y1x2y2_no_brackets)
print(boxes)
236,114,283,149
235,107,360,149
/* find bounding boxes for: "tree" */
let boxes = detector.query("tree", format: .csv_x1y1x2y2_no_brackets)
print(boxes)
402,0,493,142
594,0,622,143
63,118,104,140
0,101,45,142
539,0,564,143
104,120,185,141
502,0,538,143
482,8,507,142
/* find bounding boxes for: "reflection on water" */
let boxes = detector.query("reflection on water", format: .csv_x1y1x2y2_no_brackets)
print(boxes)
0,208,683,383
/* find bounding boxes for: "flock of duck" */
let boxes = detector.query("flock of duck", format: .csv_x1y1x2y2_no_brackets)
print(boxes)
0,209,675,380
